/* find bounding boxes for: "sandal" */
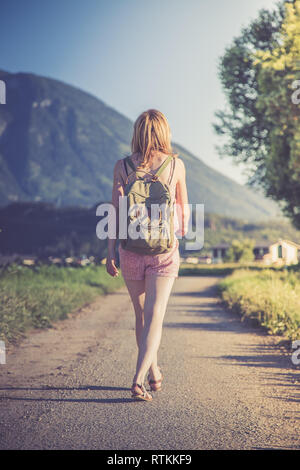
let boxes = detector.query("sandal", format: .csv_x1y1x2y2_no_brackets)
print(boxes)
147,367,163,392
131,383,153,402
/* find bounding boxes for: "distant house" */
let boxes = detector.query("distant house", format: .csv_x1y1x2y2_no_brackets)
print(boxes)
253,243,270,260
211,239,300,265
211,244,230,263
265,239,300,265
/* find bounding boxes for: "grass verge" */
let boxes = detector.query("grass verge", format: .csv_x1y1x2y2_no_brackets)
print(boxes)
0,263,124,344
217,268,300,341
178,262,281,276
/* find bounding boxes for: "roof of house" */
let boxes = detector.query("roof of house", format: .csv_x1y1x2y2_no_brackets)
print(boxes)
269,239,300,249
253,242,270,248
211,244,230,249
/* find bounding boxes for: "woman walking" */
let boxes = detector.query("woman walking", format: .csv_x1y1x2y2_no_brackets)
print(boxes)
106,109,189,401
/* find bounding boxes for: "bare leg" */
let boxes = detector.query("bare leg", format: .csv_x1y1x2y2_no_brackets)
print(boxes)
123,278,159,373
133,275,175,385
123,279,145,348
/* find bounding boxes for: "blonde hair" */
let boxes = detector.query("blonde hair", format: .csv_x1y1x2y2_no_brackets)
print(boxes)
130,109,178,169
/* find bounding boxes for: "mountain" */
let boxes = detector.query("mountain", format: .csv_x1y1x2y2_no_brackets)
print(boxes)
0,70,281,220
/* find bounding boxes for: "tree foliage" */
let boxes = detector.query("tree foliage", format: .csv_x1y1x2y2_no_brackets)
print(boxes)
214,0,300,228
224,238,255,263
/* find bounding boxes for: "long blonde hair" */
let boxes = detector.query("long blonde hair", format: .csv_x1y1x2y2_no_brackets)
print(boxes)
130,109,178,169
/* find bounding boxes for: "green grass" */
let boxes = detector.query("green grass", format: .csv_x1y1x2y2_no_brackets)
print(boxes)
179,263,236,276
2,260,299,345
0,263,124,344
217,268,300,340
178,262,281,277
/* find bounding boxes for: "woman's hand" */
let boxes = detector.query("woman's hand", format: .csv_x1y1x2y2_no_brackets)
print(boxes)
106,254,119,277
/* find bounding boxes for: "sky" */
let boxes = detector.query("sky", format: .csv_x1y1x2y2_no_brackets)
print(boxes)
0,0,280,185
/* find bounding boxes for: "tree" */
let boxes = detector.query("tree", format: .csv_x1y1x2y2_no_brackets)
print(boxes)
224,238,255,263
254,1,300,226
214,0,300,228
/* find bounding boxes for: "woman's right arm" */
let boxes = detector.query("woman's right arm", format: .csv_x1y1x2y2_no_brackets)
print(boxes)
175,158,190,237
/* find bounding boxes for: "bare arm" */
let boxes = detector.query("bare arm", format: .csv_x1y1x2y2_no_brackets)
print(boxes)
106,160,125,277
175,158,190,237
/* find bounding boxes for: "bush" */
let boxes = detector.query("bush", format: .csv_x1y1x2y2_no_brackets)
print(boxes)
217,268,300,340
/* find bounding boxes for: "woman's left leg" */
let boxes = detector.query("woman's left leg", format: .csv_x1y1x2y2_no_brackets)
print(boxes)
123,278,159,372
133,275,175,386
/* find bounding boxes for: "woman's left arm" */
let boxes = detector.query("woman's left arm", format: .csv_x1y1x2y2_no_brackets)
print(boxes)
106,160,125,277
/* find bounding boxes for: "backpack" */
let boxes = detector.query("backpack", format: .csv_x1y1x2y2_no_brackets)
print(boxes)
119,154,176,255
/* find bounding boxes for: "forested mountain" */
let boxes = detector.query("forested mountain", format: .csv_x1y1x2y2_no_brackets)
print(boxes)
0,70,280,220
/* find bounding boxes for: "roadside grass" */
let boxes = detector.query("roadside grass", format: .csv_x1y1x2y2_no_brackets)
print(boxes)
217,268,300,341
2,259,299,345
178,262,280,276
0,263,124,344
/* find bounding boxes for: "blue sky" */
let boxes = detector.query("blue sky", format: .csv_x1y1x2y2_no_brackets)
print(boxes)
0,0,279,184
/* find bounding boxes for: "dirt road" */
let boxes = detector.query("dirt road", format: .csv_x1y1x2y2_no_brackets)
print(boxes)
0,276,299,450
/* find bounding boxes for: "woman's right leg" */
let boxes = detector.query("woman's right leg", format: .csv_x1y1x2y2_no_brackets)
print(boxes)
123,278,159,373
123,278,145,348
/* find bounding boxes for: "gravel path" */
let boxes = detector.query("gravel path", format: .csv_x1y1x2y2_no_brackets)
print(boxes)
0,276,299,450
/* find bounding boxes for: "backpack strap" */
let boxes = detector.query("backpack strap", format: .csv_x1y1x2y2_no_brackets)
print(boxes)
122,157,137,185
155,154,173,178
124,156,136,172
123,154,174,183
167,156,176,185
123,158,129,177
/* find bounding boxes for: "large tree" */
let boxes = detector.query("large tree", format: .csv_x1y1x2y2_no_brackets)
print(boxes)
214,0,300,228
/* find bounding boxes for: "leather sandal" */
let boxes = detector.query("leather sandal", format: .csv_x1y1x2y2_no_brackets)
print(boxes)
147,367,163,392
131,383,153,402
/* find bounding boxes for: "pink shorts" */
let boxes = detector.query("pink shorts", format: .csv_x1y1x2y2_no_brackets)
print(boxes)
118,238,180,280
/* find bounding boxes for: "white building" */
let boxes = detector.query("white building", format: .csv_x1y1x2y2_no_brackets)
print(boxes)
211,239,300,265
267,239,300,265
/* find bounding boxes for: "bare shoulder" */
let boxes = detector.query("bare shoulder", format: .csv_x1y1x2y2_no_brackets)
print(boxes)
174,157,186,183
175,157,185,170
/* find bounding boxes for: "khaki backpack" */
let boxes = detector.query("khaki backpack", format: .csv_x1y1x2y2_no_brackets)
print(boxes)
119,154,176,255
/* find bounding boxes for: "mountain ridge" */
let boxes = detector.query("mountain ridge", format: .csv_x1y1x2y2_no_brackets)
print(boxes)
0,69,281,221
